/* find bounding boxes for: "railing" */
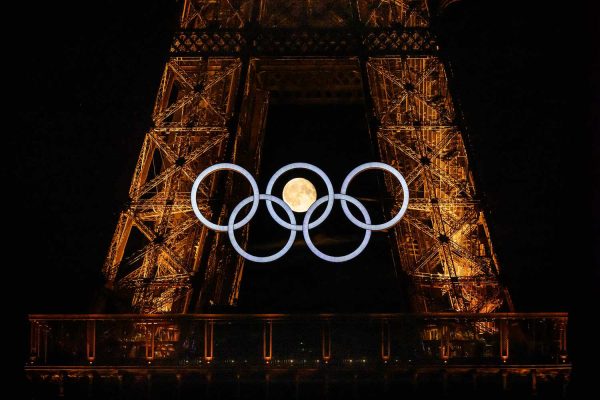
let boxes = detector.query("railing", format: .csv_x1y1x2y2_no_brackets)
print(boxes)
27,313,568,368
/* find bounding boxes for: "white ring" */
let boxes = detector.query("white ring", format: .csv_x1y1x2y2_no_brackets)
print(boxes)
340,162,409,231
302,194,371,263
265,163,335,231
228,194,296,263
191,163,260,232
191,162,410,263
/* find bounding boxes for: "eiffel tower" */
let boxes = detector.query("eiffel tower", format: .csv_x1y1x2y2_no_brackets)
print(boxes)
100,0,511,314
26,2,573,398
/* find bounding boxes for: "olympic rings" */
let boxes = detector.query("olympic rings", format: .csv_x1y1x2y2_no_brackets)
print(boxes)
340,162,409,231
190,162,409,263
191,163,259,232
303,194,371,263
228,194,296,263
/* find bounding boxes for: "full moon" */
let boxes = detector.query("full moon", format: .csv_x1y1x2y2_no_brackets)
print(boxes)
282,178,317,213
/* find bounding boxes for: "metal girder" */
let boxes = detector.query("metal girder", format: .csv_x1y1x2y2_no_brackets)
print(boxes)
123,217,199,269
368,60,445,123
171,28,436,57
407,198,479,211
379,133,471,195
181,0,250,29
102,55,241,313
153,59,240,126
173,2,436,56
132,131,227,199
368,53,505,312
102,1,508,315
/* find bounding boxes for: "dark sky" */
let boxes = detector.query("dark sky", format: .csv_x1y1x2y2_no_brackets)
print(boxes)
9,0,598,390
436,1,598,312
10,0,598,372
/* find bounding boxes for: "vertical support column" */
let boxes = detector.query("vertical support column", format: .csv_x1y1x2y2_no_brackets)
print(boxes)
558,319,568,362
87,373,94,398
103,213,134,286
145,324,155,362
235,373,241,400
43,327,48,364
263,321,273,363
202,0,261,307
440,323,450,362
29,321,40,363
117,374,123,400
350,0,406,282
86,320,96,363
265,373,271,400
561,373,569,398
146,373,153,398
204,320,214,363
499,319,509,362
321,321,331,363
175,373,182,400
381,320,391,362
205,372,213,398
350,0,380,157
501,371,509,391
58,372,66,398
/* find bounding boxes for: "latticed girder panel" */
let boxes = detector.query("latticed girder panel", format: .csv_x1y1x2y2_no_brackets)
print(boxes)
367,55,504,312
367,57,456,126
102,1,508,315
172,1,437,57
102,57,243,313
181,0,254,29
180,0,430,30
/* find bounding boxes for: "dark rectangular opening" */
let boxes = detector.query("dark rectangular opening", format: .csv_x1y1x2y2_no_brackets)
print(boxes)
237,103,407,312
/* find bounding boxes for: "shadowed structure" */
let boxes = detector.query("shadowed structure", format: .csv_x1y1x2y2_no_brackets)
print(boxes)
23,1,575,398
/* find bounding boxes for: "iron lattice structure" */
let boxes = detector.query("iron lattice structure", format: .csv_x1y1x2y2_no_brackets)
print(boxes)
102,0,511,313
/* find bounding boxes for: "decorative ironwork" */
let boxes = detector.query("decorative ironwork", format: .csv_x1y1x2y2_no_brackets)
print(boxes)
28,3,569,396
170,28,436,56
27,313,569,366
25,313,570,397
363,28,436,53
102,0,509,314
171,30,247,55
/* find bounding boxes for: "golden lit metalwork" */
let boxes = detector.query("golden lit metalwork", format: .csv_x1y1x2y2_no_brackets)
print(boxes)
25,3,571,397
102,0,510,314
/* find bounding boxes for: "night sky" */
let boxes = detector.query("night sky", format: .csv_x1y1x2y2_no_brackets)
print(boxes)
10,0,598,387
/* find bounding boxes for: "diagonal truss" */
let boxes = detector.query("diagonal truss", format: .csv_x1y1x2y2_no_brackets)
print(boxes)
101,0,509,315
102,57,242,312
181,0,252,29
367,55,505,312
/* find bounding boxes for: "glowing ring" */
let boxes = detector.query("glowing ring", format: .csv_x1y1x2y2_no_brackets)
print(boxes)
191,162,409,263
302,194,371,263
340,162,409,231
228,194,296,263
191,163,260,232
265,163,335,232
